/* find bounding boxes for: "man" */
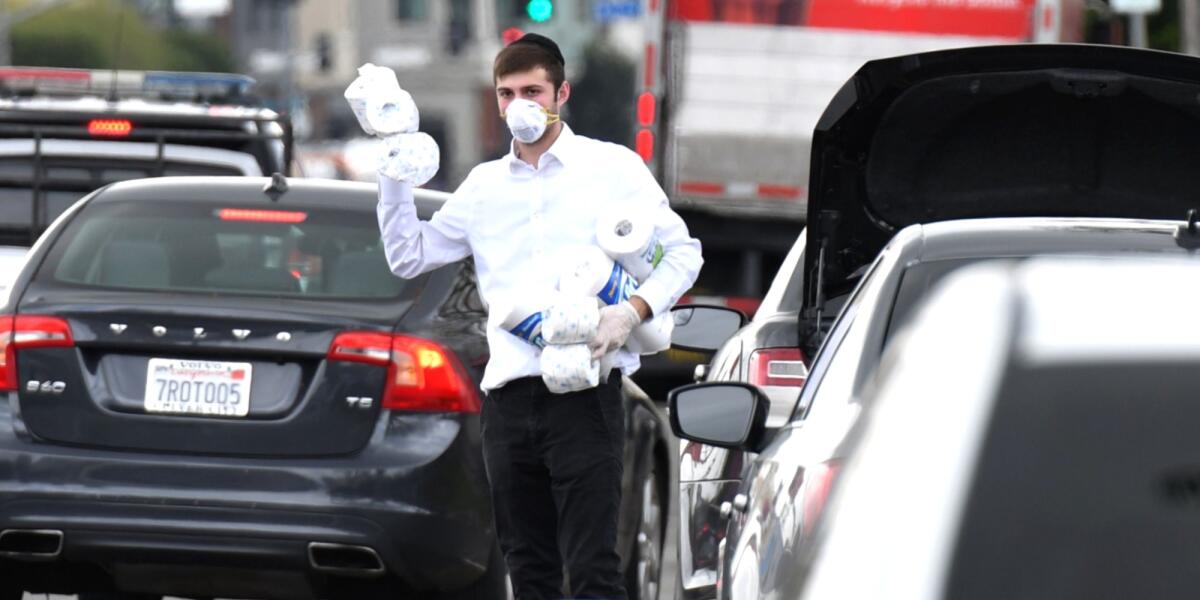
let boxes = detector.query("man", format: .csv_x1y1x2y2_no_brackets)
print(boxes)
376,33,702,600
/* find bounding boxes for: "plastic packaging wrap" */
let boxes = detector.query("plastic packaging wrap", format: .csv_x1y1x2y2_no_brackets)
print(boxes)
542,294,601,345
495,297,547,348
344,63,419,136
540,344,600,394
596,210,664,282
377,132,440,186
558,246,638,306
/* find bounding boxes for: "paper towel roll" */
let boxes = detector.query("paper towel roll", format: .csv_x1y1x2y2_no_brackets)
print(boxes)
558,246,638,306
343,63,418,136
541,344,600,394
378,132,440,186
625,312,674,355
596,211,664,283
496,298,546,348
542,295,601,345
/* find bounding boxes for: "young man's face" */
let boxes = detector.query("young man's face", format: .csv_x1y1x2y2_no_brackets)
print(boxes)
495,67,567,115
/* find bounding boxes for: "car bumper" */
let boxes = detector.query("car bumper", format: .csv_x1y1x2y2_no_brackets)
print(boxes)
0,400,494,597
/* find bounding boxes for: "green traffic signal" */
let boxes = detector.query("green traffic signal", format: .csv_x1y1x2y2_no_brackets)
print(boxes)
526,0,553,22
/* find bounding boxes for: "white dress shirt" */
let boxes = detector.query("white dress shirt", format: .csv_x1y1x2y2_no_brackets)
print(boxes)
378,124,703,391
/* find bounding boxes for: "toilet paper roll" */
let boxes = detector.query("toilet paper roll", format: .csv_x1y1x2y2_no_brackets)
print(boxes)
364,92,420,136
541,344,600,394
496,298,546,348
596,211,664,283
378,132,440,186
542,295,601,345
625,312,674,355
343,63,418,136
558,246,638,306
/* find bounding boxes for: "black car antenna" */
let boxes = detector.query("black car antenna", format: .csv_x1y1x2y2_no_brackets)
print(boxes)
263,173,289,202
1174,209,1200,250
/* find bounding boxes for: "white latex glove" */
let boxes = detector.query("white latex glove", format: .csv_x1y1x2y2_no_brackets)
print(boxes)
589,301,641,360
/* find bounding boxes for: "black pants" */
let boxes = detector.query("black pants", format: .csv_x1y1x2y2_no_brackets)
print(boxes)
481,372,628,600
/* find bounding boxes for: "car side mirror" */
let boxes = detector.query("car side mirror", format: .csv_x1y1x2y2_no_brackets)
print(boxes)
668,382,769,451
670,304,747,353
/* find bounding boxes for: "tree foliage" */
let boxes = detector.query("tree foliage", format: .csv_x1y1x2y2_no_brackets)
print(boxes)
11,0,234,72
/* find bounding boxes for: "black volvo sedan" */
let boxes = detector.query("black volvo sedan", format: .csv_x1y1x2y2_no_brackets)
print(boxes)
0,176,673,600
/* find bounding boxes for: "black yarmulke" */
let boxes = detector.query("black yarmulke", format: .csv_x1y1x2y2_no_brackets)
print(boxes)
513,33,565,67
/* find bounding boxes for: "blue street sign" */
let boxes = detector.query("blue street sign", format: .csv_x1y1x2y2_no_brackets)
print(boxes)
594,0,641,22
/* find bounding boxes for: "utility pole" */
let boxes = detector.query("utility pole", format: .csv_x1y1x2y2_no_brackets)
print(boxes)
0,0,74,65
1129,12,1149,47
1183,0,1200,55
1110,0,1160,48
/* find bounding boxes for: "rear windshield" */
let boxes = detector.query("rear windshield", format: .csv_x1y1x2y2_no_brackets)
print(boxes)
0,157,243,230
37,199,407,299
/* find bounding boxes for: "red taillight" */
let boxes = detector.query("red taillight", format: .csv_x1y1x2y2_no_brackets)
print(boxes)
327,332,479,413
0,315,75,392
636,129,654,163
801,460,841,536
637,92,656,126
748,347,808,387
88,118,133,137
217,208,308,223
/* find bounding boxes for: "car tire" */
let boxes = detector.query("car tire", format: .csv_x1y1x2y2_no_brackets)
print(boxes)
627,456,665,600
0,585,20,600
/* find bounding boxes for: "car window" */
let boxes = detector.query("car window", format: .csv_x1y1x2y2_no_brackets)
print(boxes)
38,199,408,299
0,158,244,228
756,228,806,317
885,257,990,342
791,243,899,422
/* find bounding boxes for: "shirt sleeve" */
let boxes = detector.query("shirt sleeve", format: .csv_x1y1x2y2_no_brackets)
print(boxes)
377,173,474,279
622,153,704,318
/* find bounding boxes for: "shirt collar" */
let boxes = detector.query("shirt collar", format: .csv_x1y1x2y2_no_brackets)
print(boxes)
507,123,576,173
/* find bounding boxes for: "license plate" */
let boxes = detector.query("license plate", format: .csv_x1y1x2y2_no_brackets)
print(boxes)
144,358,252,417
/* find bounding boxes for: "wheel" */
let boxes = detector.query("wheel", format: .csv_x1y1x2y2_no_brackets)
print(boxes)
627,457,665,600
0,585,20,600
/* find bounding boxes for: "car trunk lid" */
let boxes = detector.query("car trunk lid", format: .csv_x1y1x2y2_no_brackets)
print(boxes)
804,44,1200,313
11,294,407,457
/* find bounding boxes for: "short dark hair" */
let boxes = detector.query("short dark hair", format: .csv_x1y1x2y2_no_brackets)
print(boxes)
493,39,565,93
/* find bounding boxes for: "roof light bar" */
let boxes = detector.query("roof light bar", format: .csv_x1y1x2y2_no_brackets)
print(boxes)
0,67,256,101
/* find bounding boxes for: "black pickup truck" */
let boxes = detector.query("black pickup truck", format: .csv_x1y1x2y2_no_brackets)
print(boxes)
0,67,292,246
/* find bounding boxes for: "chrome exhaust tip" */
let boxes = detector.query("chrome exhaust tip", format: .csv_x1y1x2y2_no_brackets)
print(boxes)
307,541,385,577
0,528,63,560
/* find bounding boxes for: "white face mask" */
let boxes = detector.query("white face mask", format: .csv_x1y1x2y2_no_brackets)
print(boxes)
504,98,560,144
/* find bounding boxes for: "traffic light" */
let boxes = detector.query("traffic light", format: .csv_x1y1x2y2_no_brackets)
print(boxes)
525,0,553,22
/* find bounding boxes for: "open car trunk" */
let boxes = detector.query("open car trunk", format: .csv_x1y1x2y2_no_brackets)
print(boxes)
804,44,1200,312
